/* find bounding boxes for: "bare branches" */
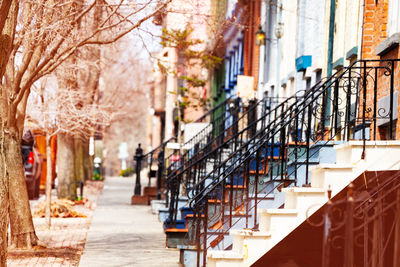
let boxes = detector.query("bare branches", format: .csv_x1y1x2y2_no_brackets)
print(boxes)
4,0,172,110
0,0,12,33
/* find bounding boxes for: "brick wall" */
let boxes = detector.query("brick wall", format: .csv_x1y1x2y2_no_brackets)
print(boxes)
243,0,261,90
362,0,389,60
361,0,400,139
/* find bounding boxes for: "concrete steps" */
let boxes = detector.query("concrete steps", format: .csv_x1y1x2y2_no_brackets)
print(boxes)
206,141,400,266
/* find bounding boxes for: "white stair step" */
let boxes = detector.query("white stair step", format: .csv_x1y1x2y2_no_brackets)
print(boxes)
207,250,243,267
282,187,326,218
335,140,400,165
230,229,271,253
230,229,271,266
259,209,298,233
310,163,355,195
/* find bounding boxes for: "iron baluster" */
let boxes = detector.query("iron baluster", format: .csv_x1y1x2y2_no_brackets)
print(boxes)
305,100,312,185
294,104,299,186
344,183,354,267
203,198,209,267
280,104,285,180
345,69,352,141
321,187,332,267
390,60,395,139
361,61,367,158
157,149,164,200
254,148,260,228
245,151,249,229
196,211,201,267
320,84,327,140
229,172,234,228
363,208,368,266
373,67,378,140
333,81,339,137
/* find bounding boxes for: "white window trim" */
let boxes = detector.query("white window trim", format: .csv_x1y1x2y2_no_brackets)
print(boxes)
388,0,400,36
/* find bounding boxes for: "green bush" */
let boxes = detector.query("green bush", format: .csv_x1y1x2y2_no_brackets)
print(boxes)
93,173,103,181
120,168,134,177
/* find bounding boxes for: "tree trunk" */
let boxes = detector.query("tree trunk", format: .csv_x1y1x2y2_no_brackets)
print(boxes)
45,134,52,228
6,130,38,249
57,133,76,200
83,140,93,181
74,137,84,184
0,130,9,267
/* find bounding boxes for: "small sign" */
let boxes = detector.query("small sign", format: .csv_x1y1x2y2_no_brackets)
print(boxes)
118,142,129,159
237,75,255,100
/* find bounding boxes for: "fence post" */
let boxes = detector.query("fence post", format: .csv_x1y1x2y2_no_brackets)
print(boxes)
157,148,164,200
134,143,143,195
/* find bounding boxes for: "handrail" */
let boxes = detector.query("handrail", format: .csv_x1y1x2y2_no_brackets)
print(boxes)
189,59,362,205
186,59,400,266
194,95,233,123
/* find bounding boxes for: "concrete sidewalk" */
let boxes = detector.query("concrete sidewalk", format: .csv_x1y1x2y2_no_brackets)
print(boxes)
79,177,180,267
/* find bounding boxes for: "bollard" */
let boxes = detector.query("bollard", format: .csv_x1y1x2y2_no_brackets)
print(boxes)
134,143,143,195
156,148,164,200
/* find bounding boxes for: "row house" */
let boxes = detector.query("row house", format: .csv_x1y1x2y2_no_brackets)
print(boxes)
145,0,400,266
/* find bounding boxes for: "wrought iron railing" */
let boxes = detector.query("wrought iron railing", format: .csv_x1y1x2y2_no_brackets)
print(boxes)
165,96,286,227
186,59,399,266
305,169,400,267
137,97,231,200
160,96,236,204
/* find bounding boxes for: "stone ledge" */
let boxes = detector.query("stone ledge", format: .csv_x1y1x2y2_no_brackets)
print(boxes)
131,195,149,205
376,33,400,56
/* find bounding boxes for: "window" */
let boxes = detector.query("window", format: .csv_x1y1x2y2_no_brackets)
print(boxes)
388,0,400,36
226,0,238,19
306,77,312,91
316,70,322,83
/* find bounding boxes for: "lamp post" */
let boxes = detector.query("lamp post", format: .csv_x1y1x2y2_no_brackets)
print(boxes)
134,143,143,195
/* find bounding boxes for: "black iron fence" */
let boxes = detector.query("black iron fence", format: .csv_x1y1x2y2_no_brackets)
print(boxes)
184,59,399,266
165,96,286,227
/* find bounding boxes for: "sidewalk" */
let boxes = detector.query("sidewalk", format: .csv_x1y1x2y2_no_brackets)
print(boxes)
79,177,180,267
7,180,104,267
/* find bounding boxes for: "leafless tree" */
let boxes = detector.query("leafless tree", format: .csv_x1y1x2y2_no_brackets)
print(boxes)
0,0,171,263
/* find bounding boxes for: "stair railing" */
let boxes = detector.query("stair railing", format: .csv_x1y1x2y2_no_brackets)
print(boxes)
307,170,400,266
162,96,235,207
165,97,286,226
188,59,399,267
136,136,176,198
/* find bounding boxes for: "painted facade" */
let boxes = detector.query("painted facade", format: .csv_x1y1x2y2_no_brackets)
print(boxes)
152,0,212,141
258,0,327,100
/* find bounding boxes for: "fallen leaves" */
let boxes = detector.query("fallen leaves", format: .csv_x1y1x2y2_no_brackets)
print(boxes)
33,199,87,218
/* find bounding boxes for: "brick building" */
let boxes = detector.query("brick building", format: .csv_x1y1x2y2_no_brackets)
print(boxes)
361,0,400,139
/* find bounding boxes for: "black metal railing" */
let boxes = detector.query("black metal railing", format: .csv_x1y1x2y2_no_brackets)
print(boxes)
165,96,286,227
305,170,400,267
133,136,176,198
138,96,235,203
186,59,399,266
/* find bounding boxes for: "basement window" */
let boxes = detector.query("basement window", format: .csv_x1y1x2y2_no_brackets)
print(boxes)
378,121,397,140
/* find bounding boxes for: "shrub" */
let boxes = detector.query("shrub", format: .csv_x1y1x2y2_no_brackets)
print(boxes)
120,168,134,177
93,173,103,181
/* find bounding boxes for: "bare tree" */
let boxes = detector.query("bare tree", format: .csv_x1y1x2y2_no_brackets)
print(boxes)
100,40,151,176
0,0,171,263
27,65,122,227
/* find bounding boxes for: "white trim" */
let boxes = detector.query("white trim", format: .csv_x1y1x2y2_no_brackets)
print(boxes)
388,0,400,36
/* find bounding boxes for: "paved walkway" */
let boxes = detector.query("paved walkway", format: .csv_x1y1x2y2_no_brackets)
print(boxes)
79,177,180,267
7,180,104,267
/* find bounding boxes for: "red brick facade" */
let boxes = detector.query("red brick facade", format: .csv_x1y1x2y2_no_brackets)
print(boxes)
243,0,261,90
361,0,400,139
